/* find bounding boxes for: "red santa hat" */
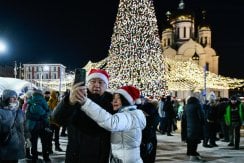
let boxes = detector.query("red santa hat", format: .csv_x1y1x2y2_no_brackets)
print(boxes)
87,69,109,87
115,86,140,105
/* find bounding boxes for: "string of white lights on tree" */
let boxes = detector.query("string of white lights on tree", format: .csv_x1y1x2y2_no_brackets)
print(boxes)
98,0,167,96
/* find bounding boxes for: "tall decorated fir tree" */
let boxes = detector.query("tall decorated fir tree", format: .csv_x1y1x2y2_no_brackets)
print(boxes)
87,0,167,97
93,0,167,96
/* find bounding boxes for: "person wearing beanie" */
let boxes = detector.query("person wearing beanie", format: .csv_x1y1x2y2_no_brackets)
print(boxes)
1,89,18,108
25,89,51,162
53,68,114,163
0,89,26,162
74,85,146,163
224,95,244,150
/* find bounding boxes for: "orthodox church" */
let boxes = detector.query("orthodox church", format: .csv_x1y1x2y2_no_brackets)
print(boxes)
161,0,219,75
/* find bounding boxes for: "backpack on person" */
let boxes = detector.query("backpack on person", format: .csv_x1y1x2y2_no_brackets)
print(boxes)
26,102,45,120
25,102,49,131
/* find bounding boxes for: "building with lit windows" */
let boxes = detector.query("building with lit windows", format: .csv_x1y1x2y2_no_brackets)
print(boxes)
23,63,66,91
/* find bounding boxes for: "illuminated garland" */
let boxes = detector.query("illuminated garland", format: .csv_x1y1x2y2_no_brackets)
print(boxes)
164,58,244,90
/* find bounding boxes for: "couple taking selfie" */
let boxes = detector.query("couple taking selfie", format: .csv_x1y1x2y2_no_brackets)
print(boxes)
53,68,147,163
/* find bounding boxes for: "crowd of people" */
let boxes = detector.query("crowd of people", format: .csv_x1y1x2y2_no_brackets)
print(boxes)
180,92,244,161
0,68,243,163
0,88,68,163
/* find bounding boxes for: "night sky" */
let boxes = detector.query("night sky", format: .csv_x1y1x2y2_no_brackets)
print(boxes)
0,0,243,78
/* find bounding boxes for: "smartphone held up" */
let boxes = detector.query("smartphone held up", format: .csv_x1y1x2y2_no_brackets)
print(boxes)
74,68,86,86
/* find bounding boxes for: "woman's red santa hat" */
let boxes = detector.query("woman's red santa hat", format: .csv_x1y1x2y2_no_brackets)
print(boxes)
115,86,141,105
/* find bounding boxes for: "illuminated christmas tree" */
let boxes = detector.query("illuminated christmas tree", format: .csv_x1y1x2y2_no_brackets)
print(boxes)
90,0,167,97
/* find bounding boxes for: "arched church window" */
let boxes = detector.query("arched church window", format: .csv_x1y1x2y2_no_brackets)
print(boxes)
164,39,166,46
206,62,209,71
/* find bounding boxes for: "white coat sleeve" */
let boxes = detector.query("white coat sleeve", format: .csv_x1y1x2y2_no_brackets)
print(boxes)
81,98,135,132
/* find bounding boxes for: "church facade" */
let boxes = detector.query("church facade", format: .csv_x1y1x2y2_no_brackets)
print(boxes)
161,0,228,99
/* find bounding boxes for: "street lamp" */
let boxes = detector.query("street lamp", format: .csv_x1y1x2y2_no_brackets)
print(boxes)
59,71,62,93
192,52,208,103
14,61,17,78
203,64,208,103
0,39,8,73
0,40,7,54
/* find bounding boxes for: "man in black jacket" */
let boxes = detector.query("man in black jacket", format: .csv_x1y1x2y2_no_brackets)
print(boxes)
139,100,160,163
53,69,113,163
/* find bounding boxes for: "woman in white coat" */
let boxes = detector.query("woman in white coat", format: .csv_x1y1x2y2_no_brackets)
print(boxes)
70,85,146,163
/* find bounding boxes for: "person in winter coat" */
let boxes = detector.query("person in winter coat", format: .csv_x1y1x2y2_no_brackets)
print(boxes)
217,97,229,142
164,95,175,136
202,92,219,148
181,96,204,161
0,89,27,162
47,90,63,152
158,95,166,134
60,89,70,137
52,69,114,163
139,100,160,163
75,85,146,163
25,89,51,162
224,96,244,150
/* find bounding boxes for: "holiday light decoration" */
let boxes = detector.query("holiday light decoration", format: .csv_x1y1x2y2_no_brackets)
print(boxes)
33,72,75,92
97,0,167,96
164,58,244,90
